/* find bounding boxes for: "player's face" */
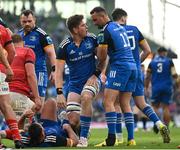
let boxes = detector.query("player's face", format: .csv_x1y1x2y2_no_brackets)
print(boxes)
77,20,88,38
91,13,104,28
20,14,35,33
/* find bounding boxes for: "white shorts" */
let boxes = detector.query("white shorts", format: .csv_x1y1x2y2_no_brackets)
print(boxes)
10,92,35,117
0,72,9,95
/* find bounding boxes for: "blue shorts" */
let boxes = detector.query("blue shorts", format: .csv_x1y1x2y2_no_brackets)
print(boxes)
151,88,173,105
68,77,102,95
132,69,144,96
40,119,67,137
105,66,137,92
36,71,48,97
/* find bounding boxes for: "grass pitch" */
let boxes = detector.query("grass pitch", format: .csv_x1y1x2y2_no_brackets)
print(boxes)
2,127,180,149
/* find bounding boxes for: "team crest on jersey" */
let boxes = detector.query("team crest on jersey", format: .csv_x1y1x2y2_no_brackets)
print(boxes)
29,36,36,41
85,41,93,49
97,33,104,43
46,36,53,44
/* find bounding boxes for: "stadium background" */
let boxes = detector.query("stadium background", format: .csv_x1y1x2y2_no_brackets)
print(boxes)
0,0,180,148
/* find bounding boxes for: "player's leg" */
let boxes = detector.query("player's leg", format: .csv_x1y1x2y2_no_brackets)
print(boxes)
114,97,123,145
77,78,101,147
40,98,57,121
66,92,81,135
119,69,137,146
134,96,165,131
119,92,135,146
0,74,23,148
0,95,23,148
10,92,35,120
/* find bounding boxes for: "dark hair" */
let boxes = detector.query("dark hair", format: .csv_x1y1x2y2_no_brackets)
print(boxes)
21,10,34,17
157,47,167,52
11,34,23,43
112,8,127,21
28,123,43,146
66,14,84,33
90,6,106,15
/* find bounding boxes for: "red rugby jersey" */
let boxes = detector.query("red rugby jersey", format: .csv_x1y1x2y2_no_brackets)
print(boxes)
9,46,36,97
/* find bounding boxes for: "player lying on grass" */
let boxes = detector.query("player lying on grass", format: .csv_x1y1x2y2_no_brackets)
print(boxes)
0,98,78,148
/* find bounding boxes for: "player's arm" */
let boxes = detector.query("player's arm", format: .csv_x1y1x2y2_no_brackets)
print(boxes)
0,46,13,81
139,36,151,63
44,44,56,82
63,124,78,146
145,63,152,97
170,60,178,79
95,31,109,77
18,109,34,129
2,28,15,64
55,45,66,108
25,49,42,111
40,34,56,83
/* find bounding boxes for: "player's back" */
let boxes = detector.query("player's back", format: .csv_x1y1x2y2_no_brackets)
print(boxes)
9,47,35,97
150,55,173,89
123,25,144,70
104,22,136,69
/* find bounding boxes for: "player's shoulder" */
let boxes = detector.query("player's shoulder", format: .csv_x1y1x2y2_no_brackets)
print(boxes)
87,32,97,40
125,24,140,32
59,37,71,49
35,27,48,36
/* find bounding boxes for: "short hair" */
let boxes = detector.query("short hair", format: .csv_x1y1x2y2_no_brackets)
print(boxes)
112,8,128,21
11,34,23,43
28,123,43,147
157,47,167,53
66,14,84,33
90,6,106,15
21,9,34,17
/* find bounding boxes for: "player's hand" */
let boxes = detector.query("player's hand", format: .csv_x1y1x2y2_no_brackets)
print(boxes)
57,94,66,109
49,71,55,85
144,88,150,98
100,73,107,85
34,97,42,112
86,75,98,87
5,67,14,82
22,109,35,118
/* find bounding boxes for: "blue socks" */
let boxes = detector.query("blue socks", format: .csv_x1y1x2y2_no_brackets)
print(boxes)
80,116,91,138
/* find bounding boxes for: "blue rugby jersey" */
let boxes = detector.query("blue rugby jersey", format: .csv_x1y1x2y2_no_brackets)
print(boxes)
18,26,54,72
148,55,174,90
56,33,98,85
97,21,136,69
123,25,144,70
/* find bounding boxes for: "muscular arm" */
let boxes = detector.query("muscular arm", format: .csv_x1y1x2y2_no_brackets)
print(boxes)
139,39,151,63
96,45,108,72
4,43,15,65
63,124,78,146
55,60,65,89
44,44,56,67
0,46,11,69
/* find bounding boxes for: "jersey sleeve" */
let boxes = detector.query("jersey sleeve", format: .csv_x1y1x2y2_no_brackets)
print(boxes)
0,25,12,47
169,59,174,67
97,29,110,45
137,28,145,43
25,48,36,64
39,32,54,48
56,45,66,60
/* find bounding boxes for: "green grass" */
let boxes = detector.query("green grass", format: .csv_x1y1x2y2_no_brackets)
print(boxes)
2,127,180,149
